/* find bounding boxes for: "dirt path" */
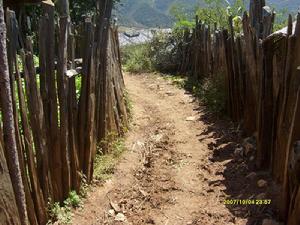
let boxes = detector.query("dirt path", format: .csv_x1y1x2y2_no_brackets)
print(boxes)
72,73,279,225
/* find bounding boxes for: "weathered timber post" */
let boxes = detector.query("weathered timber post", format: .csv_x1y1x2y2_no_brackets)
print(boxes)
39,0,63,202
0,1,28,224
57,0,72,198
0,139,21,224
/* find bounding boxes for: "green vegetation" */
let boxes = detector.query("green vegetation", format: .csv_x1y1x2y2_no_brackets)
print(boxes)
164,74,226,115
121,31,183,73
195,0,245,28
273,8,291,31
121,43,153,73
188,75,226,114
48,191,82,224
93,133,126,181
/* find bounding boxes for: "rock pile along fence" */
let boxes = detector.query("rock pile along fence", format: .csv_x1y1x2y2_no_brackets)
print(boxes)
180,0,300,224
0,0,128,224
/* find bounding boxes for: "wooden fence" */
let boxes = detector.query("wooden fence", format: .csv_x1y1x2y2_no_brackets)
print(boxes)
180,1,300,224
0,0,127,224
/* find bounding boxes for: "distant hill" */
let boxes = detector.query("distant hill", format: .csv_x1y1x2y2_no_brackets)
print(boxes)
270,0,299,11
114,0,299,28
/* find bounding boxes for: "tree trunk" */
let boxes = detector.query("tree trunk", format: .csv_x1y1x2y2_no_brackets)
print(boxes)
0,1,28,224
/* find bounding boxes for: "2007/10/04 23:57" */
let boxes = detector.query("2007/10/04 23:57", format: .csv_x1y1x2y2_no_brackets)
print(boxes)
224,199,272,205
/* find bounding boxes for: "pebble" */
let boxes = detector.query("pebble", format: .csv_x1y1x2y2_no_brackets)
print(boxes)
257,179,268,188
110,201,121,213
186,116,196,121
166,91,175,96
115,213,127,222
108,209,115,217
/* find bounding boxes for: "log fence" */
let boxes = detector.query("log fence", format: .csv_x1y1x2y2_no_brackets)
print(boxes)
179,0,300,224
0,0,128,224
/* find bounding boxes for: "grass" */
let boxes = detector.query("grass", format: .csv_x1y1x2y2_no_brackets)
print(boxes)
163,74,187,88
93,133,127,182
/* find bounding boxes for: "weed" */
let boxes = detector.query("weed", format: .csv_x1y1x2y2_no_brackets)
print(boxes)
64,191,82,208
94,134,126,182
48,201,72,224
185,74,226,115
47,191,82,224
163,74,186,88
79,173,89,198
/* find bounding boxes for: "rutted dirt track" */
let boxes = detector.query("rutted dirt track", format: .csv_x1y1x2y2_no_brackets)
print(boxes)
72,73,279,225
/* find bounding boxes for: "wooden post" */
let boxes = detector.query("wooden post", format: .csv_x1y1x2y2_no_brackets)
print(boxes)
0,1,28,224
57,0,71,198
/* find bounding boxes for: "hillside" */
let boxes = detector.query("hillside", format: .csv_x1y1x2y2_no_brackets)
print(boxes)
113,0,198,28
114,0,299,28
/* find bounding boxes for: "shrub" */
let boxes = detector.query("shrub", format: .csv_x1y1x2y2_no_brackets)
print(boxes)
149,31,182,73
121,43,153,73
186,74,226,115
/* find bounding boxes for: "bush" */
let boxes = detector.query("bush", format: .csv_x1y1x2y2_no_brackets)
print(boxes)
48,191,82,224
186,74,226,115
149,31,183,73
121,31,184,74
121,43,153,73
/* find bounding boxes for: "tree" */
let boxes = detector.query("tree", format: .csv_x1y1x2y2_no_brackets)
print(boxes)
0,1,28,224
195,0,245,28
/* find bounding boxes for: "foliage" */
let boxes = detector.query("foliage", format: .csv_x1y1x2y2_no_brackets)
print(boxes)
48,201,72,224
79,174,89,198
69,0,96,24
121,43,153,73
195,0,245,28
94,134,126,181
149,31,183,73
47,191,82,224
169,3,195,30
194,75,226,114
165,73,226,115
121,29,185,73
64,191,82,208
273,8,291,31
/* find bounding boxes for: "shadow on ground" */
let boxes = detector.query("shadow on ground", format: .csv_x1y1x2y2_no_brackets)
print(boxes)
193,104,281,225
